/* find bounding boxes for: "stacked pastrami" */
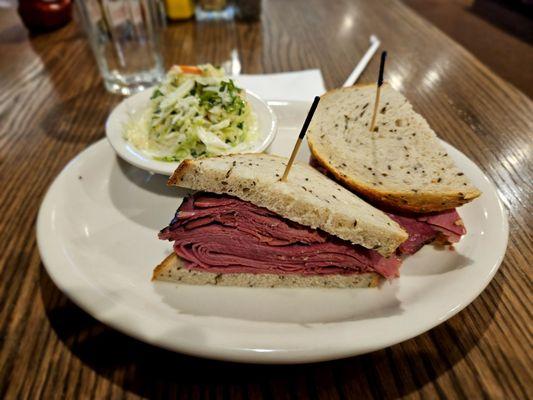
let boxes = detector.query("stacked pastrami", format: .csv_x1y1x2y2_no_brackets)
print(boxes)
159,193,401,278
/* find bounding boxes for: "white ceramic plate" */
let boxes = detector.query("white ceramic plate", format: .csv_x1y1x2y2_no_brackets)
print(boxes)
37,101,508,364
105,88,278,176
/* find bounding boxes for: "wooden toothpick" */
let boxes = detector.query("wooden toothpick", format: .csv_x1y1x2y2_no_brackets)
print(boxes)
280,96,321,182
369,51,387,132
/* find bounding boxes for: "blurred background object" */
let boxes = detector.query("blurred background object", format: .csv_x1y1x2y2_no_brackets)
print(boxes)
165,0,194,20
75,0,166,95
195,0,234,20
221,48,241,75
403,0,533,98
17,0,72,32
234,0,261,21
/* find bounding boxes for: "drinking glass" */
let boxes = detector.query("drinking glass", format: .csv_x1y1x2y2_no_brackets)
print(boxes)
75,0,166,95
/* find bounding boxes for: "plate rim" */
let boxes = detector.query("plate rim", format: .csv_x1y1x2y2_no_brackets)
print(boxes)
37,121,508,364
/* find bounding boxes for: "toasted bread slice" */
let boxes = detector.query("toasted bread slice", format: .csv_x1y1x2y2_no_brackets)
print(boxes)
153,253,380,288
307,84,481,213
168,153,407,256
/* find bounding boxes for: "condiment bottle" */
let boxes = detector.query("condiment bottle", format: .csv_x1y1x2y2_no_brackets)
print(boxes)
18,0,72,33
165,0,195,20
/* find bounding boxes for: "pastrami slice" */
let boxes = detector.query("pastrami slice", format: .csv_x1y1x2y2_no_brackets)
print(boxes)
387,209,466,254
418,209,466,243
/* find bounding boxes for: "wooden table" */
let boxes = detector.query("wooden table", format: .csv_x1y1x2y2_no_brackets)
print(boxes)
0,0,531,398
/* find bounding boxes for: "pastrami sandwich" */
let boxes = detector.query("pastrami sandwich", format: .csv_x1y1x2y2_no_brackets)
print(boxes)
154,153,409,288
307,84,482,254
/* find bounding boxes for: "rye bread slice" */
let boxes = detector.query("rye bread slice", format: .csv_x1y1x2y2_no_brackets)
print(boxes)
153,253,380,288
307,84,481,213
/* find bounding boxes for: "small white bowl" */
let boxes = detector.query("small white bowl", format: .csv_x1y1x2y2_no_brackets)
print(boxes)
105,88,278,176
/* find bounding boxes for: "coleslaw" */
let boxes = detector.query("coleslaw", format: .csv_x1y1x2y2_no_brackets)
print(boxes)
124,64,258,162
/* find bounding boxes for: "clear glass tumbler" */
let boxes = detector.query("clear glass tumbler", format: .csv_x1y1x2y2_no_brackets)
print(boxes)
75,0,166,95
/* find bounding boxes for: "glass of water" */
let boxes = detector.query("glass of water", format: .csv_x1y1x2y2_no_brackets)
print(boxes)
75,0,166,95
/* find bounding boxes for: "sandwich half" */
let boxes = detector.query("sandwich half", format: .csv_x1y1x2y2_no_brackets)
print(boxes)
307,84,481,213
154,153,409,288
307,84,480,254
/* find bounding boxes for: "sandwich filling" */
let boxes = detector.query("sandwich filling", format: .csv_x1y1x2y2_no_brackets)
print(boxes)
310,156,466,255
387,210,466,255
159,193,401,278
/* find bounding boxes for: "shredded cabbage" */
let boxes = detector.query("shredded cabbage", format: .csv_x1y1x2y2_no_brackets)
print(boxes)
123,64,258,162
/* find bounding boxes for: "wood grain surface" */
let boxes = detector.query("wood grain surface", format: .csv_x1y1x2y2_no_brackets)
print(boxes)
0,0,532,398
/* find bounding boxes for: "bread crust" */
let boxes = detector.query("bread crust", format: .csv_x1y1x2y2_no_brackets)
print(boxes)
308,138,479,213
153,253,381,288
167,158,193,186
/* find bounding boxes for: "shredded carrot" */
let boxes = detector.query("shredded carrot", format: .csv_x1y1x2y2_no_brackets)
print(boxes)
178,65,202,75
